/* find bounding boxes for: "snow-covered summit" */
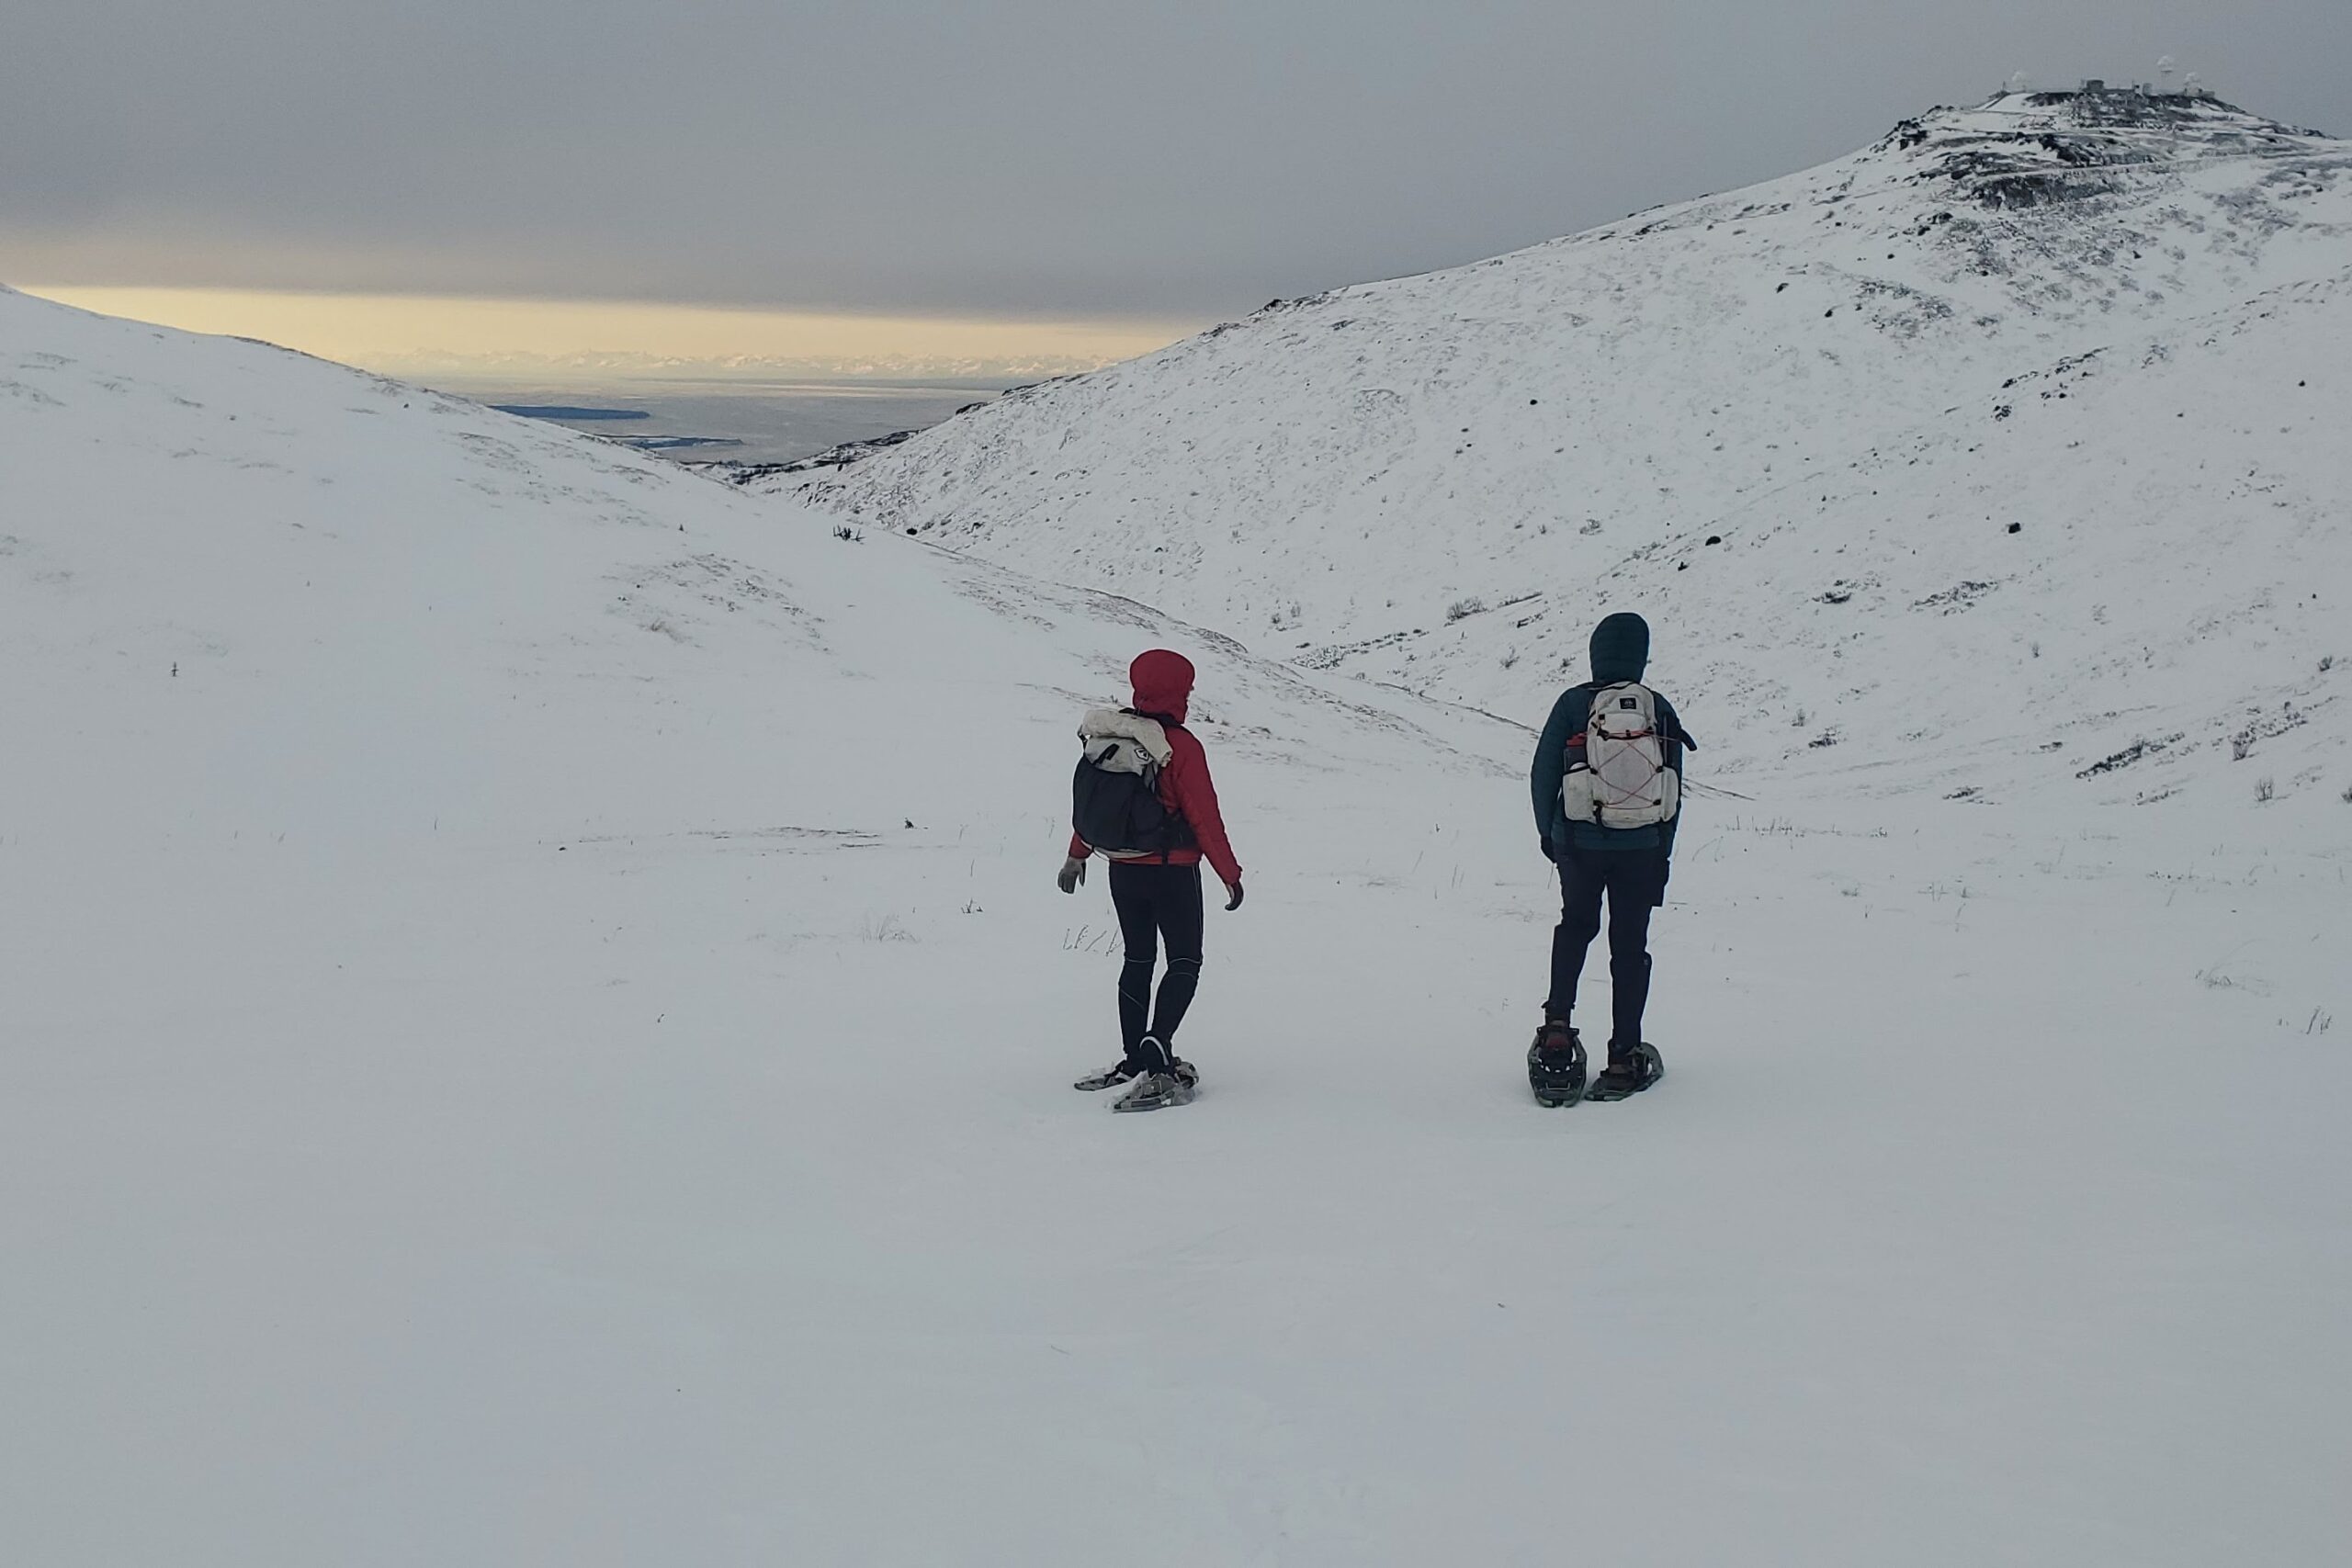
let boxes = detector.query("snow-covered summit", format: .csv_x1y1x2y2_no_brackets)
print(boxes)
1897,86,2332,194
775,91,2351,807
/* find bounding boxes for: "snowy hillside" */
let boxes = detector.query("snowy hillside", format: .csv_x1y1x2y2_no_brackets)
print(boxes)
0,287,1504,847
6,285,2349,1564
778,88,2352,804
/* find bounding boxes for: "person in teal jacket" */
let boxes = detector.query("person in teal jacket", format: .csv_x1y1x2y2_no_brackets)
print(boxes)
1528,612,1693,1102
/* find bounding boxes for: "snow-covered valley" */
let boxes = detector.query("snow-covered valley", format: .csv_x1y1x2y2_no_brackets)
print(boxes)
6,97,2351,1563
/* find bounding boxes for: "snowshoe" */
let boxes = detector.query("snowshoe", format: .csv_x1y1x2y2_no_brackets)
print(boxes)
1527,1021,1588,1108
1112,1067,1198,1112
1090,1035,1197,1103
1583,1041,1664,1102
1079,1056,1198,1094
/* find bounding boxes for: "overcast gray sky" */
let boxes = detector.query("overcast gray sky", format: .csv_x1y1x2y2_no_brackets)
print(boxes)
6,0,2347,322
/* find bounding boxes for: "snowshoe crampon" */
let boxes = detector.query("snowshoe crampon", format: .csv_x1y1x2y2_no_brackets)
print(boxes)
1526,1023,1588,1109
1584,1042,1664,1102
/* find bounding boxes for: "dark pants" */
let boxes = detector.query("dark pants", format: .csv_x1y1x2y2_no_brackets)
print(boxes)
1548,848,1668,1047
1109,861,1204,1066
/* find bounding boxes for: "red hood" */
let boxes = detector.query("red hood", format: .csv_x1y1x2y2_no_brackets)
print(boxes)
1129,649,1194,725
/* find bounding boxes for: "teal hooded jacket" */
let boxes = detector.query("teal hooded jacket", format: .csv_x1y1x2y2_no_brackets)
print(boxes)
1532,613,1693,855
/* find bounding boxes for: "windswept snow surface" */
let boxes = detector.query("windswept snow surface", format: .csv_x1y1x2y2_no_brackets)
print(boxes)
780,90,2352,807
5,285,2350,1564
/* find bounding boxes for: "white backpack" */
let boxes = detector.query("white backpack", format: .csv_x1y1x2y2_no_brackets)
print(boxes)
1560,682,1679,829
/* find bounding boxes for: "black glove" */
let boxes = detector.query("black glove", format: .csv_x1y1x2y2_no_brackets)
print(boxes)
1537,835,1556,863
1223,879,1245,911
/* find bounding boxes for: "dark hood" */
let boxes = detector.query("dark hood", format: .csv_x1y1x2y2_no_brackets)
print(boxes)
1130,649,1195,725
1589,612,1650,684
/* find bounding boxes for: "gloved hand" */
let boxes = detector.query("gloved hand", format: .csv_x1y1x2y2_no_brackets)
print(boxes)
1057,856,1087,895
1537,835,1556,863
1222,879,1245,912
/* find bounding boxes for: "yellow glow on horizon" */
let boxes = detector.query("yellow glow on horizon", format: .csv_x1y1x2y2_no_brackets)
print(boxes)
18,285,1197,378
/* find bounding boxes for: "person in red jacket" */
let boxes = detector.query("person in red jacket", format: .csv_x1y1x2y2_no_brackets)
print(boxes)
1057,649,1244,1111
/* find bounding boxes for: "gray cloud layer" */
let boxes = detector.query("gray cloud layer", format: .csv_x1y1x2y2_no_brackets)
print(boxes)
6,0,2346,320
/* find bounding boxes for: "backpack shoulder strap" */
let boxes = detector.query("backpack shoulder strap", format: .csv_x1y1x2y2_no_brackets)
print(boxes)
1589,682,1661,739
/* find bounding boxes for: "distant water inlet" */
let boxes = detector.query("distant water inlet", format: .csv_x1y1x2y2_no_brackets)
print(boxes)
490,404,651,422
454,378,1005,463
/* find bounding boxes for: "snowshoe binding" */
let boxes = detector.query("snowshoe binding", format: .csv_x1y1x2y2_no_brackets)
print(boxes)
1073,1063,1139,1091
1111,1039,1197,1111
1527,1021,1588,1108
1584,1041,1664,1102
1112,1066,1198,1112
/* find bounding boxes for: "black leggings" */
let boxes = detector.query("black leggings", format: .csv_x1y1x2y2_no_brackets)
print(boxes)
1548,849,1668,1046
1109,861,1205,1066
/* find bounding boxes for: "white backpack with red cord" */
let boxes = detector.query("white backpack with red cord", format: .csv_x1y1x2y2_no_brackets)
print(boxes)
1559,682,1680,829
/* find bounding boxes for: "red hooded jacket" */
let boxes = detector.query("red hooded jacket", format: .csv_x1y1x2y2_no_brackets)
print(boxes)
1069,649,1243,888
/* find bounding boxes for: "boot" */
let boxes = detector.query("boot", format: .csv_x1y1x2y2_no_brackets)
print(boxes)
1075,1033,1197,1092
1585,1041,1664,1101
1109,1036,1199,1111
1526,1019,1588,1108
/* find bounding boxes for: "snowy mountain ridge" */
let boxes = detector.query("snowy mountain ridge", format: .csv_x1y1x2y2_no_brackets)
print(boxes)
775,88,2352,807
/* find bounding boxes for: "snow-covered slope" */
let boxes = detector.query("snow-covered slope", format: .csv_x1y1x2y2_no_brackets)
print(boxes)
0,287,1506,840
6,285,2349,1565
778,89,2352,804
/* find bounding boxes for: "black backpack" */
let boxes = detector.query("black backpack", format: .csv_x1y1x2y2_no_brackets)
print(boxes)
1072,716,1193,854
